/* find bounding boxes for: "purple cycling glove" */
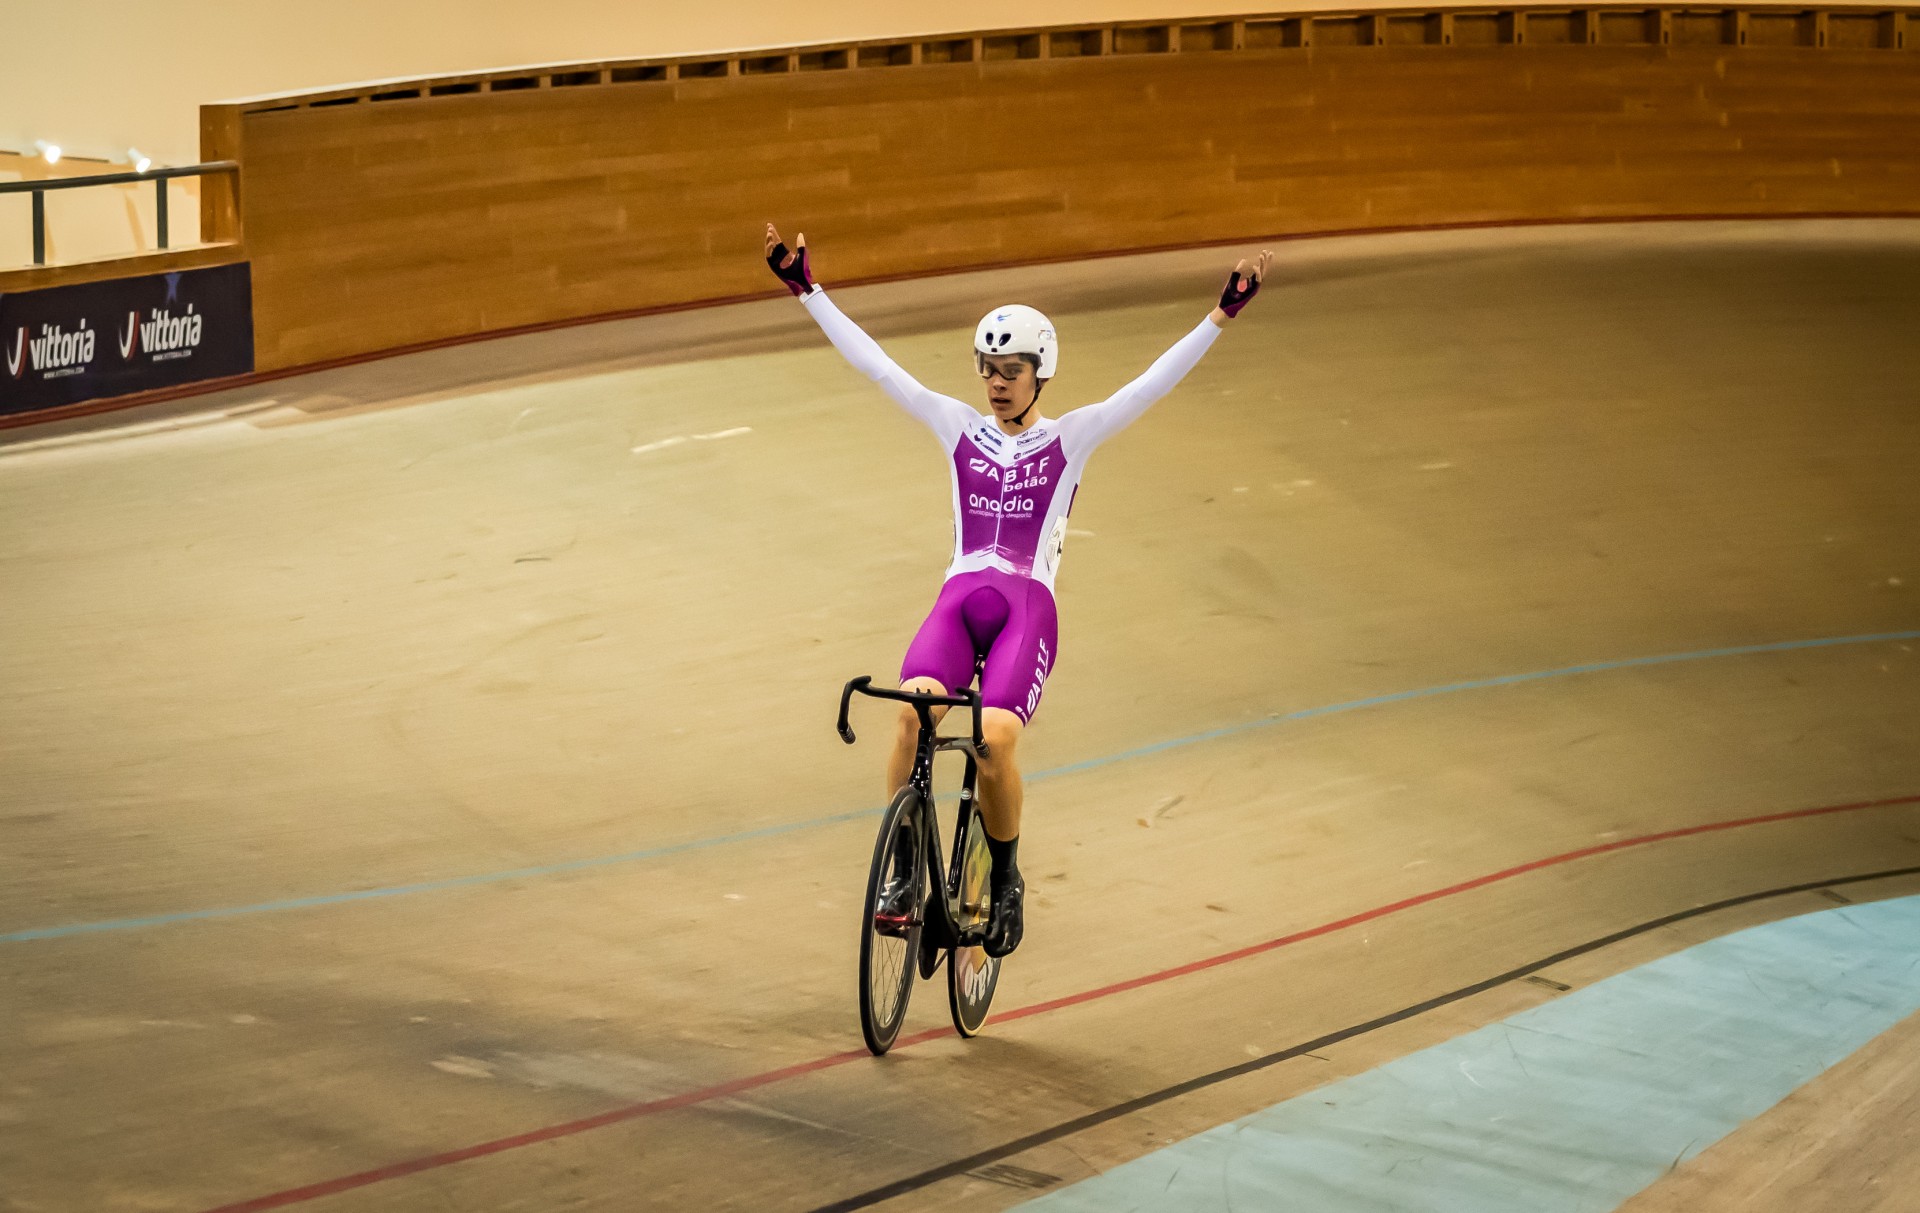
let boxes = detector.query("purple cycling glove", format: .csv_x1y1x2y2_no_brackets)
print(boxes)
1218,266,1261,318
767,241,817,297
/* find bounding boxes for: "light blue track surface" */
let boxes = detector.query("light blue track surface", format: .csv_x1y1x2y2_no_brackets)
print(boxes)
4,630,1915,944
1016,894,1920,1213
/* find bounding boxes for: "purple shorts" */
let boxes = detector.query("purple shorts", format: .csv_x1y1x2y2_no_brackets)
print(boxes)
900,569,1059,724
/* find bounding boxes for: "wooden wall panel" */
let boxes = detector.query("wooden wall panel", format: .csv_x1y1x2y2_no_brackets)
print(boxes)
208,11,1920,372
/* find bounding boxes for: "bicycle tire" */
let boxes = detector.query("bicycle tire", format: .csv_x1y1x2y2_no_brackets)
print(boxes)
859,786,925,1055
946,809,1002,1037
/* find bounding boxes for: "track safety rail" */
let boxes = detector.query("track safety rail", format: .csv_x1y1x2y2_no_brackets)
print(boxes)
0,160,238,266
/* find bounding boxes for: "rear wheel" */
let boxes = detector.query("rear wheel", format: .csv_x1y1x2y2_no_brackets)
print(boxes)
947,810,1002,1036
859,787,925,1055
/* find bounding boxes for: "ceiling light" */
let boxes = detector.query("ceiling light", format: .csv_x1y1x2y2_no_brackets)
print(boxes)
129,148,152,173
34,139,62,165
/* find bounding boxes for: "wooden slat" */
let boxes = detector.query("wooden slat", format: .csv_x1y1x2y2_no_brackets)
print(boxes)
157,12,1920,371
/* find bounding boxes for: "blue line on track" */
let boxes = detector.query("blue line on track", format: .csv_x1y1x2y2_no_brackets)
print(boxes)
5,629,1915,945
1031,629,1920,781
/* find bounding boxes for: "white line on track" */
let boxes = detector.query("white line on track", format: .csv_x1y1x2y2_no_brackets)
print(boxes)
631,426,752,454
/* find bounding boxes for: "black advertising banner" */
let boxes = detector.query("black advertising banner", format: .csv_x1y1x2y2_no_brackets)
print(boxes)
1,262,254,416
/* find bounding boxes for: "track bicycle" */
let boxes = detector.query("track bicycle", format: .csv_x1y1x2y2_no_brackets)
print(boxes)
836,668,1003,1055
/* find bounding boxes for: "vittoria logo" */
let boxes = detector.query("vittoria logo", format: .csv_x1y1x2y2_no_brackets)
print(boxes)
15,320,97,380
134,305,203,362
1,261,252,417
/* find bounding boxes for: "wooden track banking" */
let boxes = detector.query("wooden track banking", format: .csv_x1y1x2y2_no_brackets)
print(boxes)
0,221,1916,1210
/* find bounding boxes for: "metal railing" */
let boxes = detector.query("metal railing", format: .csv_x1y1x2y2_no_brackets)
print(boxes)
0,160,238,266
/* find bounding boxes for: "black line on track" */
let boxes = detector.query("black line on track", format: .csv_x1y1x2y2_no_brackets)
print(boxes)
805,863,1920,1213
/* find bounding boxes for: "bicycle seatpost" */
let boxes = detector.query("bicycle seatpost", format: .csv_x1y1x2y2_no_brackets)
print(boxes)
964,687,988,759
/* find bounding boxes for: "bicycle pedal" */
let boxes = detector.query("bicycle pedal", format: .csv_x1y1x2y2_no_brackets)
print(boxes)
873,913,919,939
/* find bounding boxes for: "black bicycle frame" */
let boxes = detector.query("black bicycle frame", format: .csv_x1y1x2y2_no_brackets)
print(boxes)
837,675,992,947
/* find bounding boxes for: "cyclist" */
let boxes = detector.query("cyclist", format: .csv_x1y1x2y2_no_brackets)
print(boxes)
765,223,1271,957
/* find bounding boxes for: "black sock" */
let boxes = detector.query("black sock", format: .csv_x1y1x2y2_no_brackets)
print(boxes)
986,833,1020,886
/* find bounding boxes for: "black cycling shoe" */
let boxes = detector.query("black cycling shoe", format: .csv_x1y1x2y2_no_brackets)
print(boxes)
982,872,1025,958
873,874,919,937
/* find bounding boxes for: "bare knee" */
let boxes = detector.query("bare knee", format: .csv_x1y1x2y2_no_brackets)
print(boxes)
980,710,1023,765
895,678,949,740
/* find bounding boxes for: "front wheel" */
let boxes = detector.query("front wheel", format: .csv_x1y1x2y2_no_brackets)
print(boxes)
947,810,1002,1037
859,787,925,1055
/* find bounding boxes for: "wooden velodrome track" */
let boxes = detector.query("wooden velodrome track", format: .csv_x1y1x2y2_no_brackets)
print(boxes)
2,219,1917,1212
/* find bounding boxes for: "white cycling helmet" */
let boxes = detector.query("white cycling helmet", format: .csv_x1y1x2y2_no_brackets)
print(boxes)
974,305,1057,381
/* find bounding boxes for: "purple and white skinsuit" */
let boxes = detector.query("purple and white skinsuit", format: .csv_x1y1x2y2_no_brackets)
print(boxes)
803,289,1220,722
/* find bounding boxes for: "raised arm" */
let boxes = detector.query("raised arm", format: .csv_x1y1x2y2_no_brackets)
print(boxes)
1060,318,1221,448
1059,249,1273,450
801,290,963,429
766,223,970,438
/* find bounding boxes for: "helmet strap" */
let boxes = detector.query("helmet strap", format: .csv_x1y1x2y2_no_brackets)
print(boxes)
1009,381,1043,427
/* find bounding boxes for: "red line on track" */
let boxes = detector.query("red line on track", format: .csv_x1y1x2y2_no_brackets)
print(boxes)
201,791,1920,1213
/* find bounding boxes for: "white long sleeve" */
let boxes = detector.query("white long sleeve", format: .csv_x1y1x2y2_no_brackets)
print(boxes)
801,289,972,441
1056,317,1222,450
